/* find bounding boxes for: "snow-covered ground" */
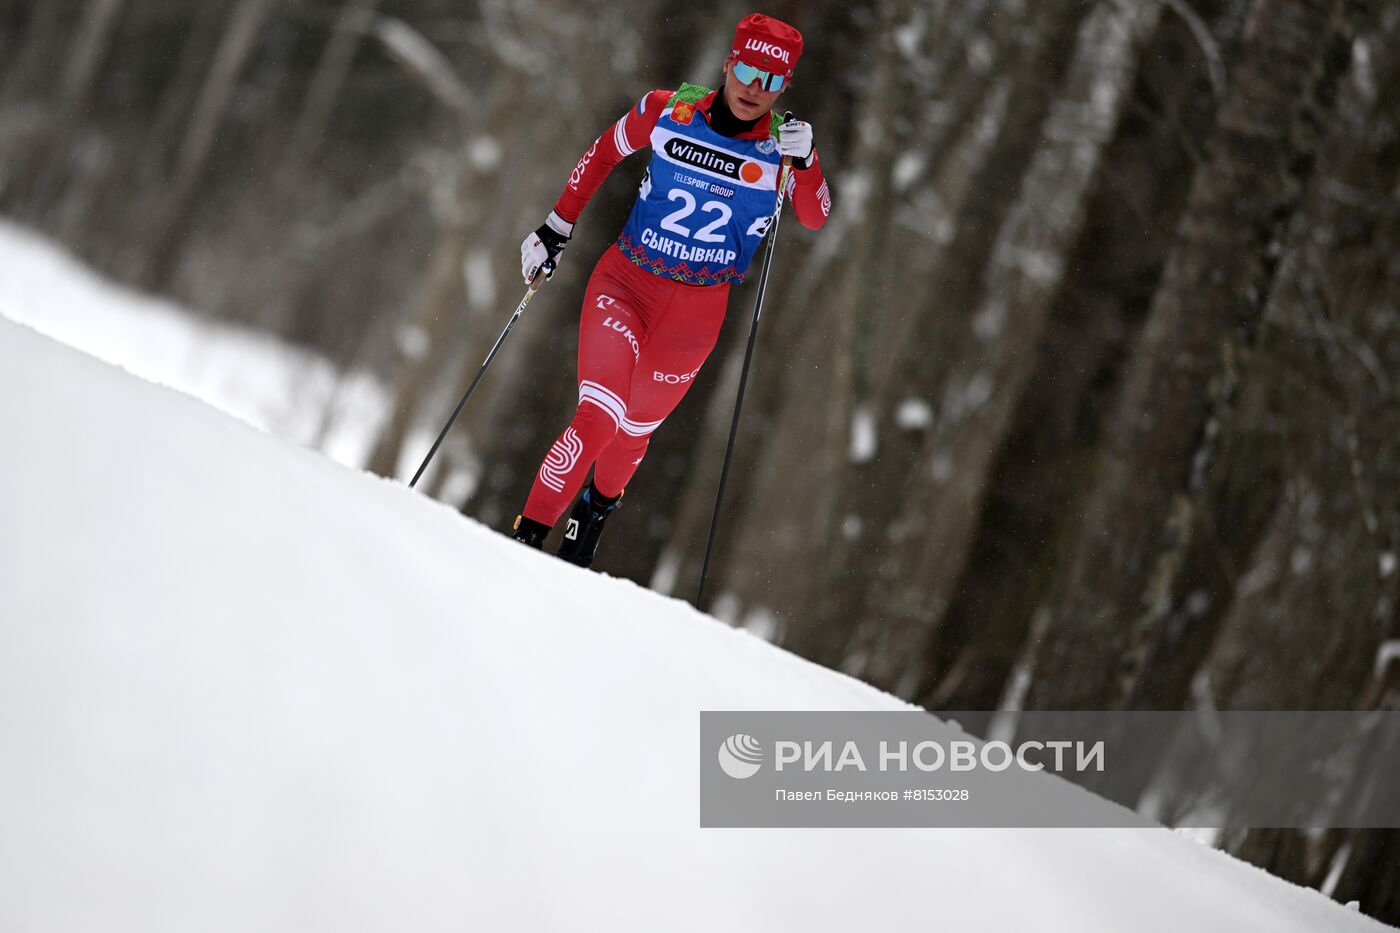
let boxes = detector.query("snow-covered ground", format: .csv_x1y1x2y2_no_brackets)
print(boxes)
0,315,1390,931
0,220,385,468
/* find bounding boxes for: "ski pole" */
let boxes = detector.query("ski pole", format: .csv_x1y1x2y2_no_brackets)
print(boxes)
408,259,554,490
696,118,796,610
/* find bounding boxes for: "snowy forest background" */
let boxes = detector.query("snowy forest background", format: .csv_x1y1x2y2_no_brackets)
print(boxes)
2,0,1398,920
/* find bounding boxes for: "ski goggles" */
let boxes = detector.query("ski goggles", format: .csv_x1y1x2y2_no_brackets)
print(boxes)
732,59,788,92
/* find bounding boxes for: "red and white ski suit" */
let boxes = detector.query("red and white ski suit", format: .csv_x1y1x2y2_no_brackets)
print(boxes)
522,87,831,526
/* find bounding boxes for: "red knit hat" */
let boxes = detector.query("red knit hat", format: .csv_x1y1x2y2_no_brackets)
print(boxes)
731,13,803,78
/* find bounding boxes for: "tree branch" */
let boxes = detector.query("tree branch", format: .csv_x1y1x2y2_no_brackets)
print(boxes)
369,16,474,120
1160,0,1227,99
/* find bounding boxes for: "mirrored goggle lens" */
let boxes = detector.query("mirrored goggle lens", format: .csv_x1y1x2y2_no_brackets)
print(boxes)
733,60,786,92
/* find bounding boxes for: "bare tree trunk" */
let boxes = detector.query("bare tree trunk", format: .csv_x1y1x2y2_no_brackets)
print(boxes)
1201,15,1400,915
364,214,481,480
0,0,127,222
282,0,382,174
362,26,529,482
142,0,275,288
828,0,1163,696
789,2,1085,666
61,0,128,111
1331,830,1400,925
143,9,224,166
0,0,23,69
0,4,69,214
97,7,227,281
1026,0,1368,712
1,2,66,103
919,0,1244,711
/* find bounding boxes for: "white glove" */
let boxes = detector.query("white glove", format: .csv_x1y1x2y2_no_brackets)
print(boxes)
519,211,573,284
778,119,814,168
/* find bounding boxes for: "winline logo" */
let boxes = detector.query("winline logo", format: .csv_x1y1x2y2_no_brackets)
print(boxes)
664,139,764,184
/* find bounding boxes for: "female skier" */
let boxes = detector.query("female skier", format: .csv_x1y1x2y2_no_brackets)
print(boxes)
510,12,832,567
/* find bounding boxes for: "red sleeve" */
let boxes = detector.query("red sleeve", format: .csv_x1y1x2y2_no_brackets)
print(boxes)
787,149,832,231
551,89,672,230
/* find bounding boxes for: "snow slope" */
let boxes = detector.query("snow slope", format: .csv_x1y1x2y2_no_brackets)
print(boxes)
0,316,1388,932
0,220,385,468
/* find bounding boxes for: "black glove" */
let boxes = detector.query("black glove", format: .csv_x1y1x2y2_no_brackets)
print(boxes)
520,212,573,283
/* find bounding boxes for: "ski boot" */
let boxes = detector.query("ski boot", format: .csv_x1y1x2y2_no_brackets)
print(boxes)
555,484,622,568
511,514,550,549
